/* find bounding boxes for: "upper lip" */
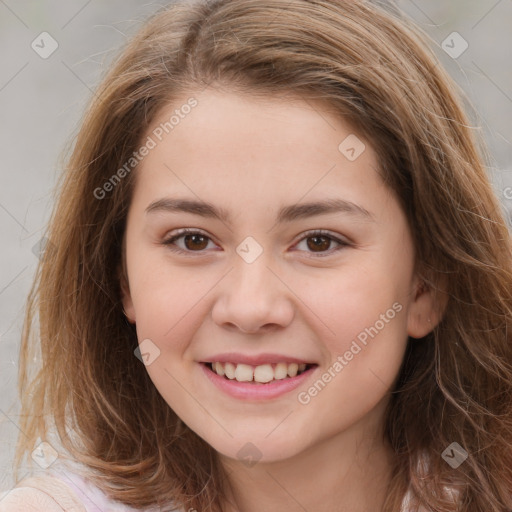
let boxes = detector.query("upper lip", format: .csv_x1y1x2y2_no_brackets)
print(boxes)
201,352,316,366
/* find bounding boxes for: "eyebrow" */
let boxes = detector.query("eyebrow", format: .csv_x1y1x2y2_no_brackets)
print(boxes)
145,197,375,224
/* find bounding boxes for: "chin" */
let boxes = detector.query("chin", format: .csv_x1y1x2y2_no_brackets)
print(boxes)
206,434,307,466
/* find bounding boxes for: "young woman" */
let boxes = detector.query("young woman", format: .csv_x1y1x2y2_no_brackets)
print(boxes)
2,0,512,510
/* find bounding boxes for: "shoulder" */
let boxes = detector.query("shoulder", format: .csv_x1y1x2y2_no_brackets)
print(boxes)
0,475,85,511
1,465,182,512
0,487,64,511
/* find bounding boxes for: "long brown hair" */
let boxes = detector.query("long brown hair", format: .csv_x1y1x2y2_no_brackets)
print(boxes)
15,0,512,510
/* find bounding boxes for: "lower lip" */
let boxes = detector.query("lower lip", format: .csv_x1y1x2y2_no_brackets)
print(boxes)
200,363,317,400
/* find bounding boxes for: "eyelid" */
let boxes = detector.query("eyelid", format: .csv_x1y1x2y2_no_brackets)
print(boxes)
290,229,351,257
162,227,219,254
293,228,351,246
161,227,351,257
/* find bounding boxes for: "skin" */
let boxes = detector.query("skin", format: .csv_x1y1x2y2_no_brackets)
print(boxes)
121,86,441,512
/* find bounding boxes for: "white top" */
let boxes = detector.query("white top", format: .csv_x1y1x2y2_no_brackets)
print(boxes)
0,460,180,512
0,460,455,511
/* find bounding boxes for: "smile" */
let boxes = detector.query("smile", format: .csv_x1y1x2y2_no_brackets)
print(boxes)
207,361,314,384
200,360,318,401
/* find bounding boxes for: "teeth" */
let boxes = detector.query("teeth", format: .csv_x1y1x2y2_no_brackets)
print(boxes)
234,364,253,382
274,363,288,380
210,361,310,383
287,363,298,377
254,364,274,383
213,362,225,376
224,362,236,380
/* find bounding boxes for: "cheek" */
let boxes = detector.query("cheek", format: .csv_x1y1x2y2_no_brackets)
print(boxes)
128,262,212,417
132,272,201,341
294,259,410,426
128,249,219,361
305,259,408,354
295,259,410,411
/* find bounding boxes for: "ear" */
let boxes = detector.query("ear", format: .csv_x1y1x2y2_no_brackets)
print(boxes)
406,274,448,339
118,264,136,324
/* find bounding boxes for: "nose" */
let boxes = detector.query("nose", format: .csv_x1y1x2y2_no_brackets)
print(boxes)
211,253,295,334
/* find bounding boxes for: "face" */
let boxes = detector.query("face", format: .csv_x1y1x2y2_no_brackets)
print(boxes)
121,87,438,464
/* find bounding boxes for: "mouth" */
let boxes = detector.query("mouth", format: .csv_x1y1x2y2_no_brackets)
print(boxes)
202,361,317,384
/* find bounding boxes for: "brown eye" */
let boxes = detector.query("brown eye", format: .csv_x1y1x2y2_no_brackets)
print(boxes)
162,229,215,253
182,233,209,251
306,235,332,252
163,229,349,257
294,230,349,257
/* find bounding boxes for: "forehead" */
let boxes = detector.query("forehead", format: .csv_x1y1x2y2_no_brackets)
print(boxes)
129,88,397,224
143,89,373,170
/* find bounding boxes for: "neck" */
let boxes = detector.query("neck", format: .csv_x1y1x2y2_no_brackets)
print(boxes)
219,403,394,512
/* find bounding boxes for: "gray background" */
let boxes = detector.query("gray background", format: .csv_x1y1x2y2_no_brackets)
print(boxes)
1,0,511,494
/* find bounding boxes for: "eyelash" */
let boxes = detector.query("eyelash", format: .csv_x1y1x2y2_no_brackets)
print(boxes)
161,228,350,258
